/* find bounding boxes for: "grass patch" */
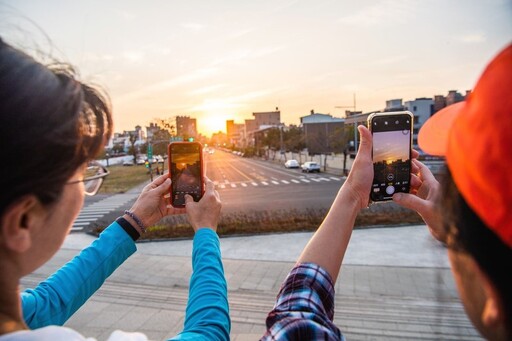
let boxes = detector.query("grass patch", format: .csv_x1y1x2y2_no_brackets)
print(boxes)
99,165,153,194
90,203,423,241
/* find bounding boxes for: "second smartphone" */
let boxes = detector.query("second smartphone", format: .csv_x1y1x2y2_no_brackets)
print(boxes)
168,142,204,208
368,111,413,202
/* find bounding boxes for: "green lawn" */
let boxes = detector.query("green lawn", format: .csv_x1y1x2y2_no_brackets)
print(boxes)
99,164,154,194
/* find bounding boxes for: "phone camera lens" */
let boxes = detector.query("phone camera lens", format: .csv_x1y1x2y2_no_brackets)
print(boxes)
395,120,399,124
384,121,388,125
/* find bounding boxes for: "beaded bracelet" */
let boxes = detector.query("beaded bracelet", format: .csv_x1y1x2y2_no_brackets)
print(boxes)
124,210,146,233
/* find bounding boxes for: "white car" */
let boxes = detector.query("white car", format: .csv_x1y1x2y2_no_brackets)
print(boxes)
301,161,321,173
284,159,299,168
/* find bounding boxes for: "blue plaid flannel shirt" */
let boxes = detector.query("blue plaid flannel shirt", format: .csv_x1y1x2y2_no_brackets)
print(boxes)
260,262,345,341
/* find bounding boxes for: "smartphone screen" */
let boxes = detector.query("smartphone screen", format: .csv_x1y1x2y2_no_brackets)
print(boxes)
369,112,413,202
168,142,204,207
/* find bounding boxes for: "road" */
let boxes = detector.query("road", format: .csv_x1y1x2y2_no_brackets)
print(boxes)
205,149,343,212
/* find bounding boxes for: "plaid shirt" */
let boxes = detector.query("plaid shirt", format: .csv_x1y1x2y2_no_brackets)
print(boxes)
260,263,345,341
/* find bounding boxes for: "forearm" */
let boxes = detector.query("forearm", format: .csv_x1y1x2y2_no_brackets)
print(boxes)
297,184,360,282
21,221,136,328
175,228,230,341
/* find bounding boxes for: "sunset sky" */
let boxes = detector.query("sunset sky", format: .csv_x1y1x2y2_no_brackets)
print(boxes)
1,0,511,137
372,130,410,164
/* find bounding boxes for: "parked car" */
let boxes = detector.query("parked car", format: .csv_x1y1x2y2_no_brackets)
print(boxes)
136,158,146,165
284,159,300,168
301,161,321,173
123,156,134,166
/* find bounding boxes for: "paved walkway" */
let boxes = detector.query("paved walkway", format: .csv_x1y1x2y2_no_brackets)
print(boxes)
21,225,482,340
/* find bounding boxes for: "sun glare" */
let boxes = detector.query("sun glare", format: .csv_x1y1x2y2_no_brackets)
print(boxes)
194,99,243,137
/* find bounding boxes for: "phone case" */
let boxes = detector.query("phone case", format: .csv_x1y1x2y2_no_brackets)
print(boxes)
368,111,413,203
168,142,205,208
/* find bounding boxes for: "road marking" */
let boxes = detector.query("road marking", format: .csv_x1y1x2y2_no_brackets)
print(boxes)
261,182,269,186
271,181,279,185
281,180,290,184
318,177,330,181
291,179,300,184
227,162,254,181
330,177,341,181
311,178,322,182
251,182,258,186
220,184,226,189
230,183,237,188
300,179,310,183
241,183,248,187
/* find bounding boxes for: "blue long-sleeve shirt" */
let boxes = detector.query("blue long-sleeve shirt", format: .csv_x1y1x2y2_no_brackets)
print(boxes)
19,222,230,341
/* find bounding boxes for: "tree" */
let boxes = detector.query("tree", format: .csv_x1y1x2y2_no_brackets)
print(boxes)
262,128,281,160
128,132,138,165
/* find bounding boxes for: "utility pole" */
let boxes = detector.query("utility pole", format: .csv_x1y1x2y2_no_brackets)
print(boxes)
335,93,359,149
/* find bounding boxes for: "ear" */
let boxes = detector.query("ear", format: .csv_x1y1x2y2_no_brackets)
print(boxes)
0,195,43,253
475,262,505,328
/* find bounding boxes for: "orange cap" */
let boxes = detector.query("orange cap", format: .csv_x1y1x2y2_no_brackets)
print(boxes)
419,43,512,248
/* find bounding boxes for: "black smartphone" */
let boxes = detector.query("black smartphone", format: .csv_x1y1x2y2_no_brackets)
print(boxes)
168,142,204,208
368,111,413,202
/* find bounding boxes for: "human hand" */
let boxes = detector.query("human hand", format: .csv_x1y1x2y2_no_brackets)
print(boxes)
343,125,374,210
185,177,222,232
393,159,444,241
127,174,185,233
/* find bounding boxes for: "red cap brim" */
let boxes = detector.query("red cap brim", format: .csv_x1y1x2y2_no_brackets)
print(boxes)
418,101,466,156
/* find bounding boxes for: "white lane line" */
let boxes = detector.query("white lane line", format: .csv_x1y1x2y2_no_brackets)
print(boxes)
300,179,310,183
252,182,258,186
261,182,269,186
231,183,237,188
220,184,226,189
291,179,300,184
241,183,248,187
281,180,290,184
318,177,330,181
330,177,341,181
271,181,279,185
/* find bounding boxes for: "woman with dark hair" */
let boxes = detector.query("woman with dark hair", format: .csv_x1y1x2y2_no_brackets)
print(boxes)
0,38,229,340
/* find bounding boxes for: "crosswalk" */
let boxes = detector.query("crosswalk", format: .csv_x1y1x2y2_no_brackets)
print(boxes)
72,193,138,232
214,176,346,189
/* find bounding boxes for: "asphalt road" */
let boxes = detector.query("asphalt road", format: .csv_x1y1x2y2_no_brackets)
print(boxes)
205,150,343,212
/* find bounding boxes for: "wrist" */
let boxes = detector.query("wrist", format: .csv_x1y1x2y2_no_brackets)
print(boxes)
123,210,146,235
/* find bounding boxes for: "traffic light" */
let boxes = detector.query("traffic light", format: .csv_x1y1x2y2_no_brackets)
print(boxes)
144,161,150,168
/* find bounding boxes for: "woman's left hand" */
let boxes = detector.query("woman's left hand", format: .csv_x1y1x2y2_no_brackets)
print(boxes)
128,174,185,228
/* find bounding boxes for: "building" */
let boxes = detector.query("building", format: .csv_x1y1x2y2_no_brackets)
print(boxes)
385,99,406,112
146,123,160,141
300,111,345,155
404,98,434,149
226,120,246,147
253,109,281,127
176,116,197,139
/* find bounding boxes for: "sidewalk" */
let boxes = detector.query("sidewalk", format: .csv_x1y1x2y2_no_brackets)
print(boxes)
22,225,483,341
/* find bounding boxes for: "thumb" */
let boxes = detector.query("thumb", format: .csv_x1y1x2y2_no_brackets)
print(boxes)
184,194,194,206
356,125,372,159
393,192,429,215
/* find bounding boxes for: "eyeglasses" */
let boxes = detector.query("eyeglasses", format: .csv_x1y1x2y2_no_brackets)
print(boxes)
68,162,110,196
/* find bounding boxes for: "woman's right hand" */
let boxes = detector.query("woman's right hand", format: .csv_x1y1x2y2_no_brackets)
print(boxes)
185,177,222,232
393,159,444,241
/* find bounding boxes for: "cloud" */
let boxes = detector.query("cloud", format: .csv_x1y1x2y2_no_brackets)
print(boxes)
189,84,227,95
457,33,486,44
338,0,415,27
116,67,219,103
180,22,205,31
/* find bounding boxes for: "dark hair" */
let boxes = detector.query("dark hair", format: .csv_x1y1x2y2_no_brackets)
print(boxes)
0,38,113,215
440,167,512,329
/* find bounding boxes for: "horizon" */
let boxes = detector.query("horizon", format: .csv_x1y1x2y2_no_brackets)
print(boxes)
1,0,511,137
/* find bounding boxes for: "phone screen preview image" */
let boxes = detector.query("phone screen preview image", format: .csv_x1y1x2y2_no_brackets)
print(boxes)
169,143,203,207
370,113,412,202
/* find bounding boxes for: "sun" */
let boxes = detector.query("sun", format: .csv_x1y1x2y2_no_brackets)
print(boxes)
192,98,245,137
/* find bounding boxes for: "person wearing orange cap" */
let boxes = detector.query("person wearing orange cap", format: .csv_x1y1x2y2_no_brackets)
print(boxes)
262,43,511,341
393,43,512,340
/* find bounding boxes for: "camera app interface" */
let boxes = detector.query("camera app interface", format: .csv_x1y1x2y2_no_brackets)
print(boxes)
170,144,202,206
371,115,411,201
